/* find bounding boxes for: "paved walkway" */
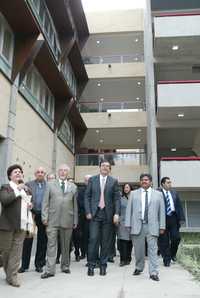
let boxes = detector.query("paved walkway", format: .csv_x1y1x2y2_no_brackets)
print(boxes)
0,256,200,298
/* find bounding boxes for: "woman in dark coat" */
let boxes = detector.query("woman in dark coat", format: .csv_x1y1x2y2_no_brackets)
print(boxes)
117,183,133,266
0,164,32,287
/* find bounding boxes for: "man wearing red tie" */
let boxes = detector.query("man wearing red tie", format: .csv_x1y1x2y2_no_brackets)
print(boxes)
84,160,120,276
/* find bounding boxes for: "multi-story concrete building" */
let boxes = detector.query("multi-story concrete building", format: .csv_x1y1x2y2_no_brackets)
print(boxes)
0,0,89,182
75,1,200,231
1,1,200,231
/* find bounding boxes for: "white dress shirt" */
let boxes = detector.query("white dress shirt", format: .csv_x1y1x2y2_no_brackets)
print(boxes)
162,189,175,212
100,175,107,191
59,179,68,193
141,187,152,220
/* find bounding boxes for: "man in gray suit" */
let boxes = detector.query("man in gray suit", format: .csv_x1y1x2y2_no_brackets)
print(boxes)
85,160,120,276
125,173,165,281
41,164,78,279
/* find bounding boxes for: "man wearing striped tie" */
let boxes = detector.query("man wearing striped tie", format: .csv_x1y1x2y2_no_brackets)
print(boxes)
84,160,120,276
158,177,185,267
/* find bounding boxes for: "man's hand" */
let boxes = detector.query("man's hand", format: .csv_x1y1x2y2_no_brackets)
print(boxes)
86,213,92,220
159,229,165,235
113,214,119,225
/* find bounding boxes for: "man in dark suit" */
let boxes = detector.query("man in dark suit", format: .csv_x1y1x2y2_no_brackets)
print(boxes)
84,160,120,276
158,177,185,267
26,167,47,273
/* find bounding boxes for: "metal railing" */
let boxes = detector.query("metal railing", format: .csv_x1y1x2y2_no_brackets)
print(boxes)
78,101,146,112
83,54,144,64
76,152,147,166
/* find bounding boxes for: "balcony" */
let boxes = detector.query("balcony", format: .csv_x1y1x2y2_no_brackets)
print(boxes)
27,0,61,62
83,54,144,64
157,80,200,121
160,157,200,189
154,12,200,58
75,153,148,183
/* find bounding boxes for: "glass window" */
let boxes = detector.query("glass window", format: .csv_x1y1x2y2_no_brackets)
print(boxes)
187,201,200,227
26,71,33,90
39,1,45,24
0,16,14,65
44,13,50,35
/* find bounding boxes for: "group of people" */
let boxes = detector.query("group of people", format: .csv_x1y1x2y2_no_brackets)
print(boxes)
0,160,185,287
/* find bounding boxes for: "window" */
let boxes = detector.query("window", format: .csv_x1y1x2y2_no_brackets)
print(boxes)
21,66,55,127
0,13,14,70
59,118,75,152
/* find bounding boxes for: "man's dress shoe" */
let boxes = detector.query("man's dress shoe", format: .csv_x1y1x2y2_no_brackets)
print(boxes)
62,268,71,274
35,267,43,273
87,268,94,276
133,269,142,275
41,272,54,279
150,274,159,281
100,267,106,276
108,257,114,263
18,267,25,273
75,256,80,262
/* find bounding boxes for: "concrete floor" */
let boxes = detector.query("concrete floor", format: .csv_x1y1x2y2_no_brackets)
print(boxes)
0,256,200,298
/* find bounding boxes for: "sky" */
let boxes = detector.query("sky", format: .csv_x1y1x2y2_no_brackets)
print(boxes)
81,0,145,12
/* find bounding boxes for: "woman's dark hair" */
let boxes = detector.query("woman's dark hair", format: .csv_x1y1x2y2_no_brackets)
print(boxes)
122,183,133,197
7,164,23,181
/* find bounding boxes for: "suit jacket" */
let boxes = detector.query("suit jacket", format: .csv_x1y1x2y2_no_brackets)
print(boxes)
0,184,31,231
26,179,47,214
159,188,185,224
42,180,78,228
84,174,120,223
125,188,166,237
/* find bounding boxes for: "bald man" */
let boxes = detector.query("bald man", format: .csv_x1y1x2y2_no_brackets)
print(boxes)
41,164,78,278
26,167,47,273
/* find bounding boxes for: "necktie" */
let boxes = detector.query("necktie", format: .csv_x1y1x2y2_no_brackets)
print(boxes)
99,177,105,209
144,190,148,223
61,181,65,193
165,191,172,216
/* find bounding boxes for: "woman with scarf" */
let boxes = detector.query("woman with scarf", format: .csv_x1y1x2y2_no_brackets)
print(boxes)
0,164,33,287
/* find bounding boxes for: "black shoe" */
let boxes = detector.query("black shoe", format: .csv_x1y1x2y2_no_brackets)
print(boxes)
56,259,60,264
41,272,54,279
75,256,80,262
108,257,114,263
100,267,106,276
164,261,171,267
150,274,159,281
87,268,94,276
119,261,126,267
35,267,43,273
62,269,71,274
133,269,142,275
171,256,177,262
80,254,86,260
18,268,25,273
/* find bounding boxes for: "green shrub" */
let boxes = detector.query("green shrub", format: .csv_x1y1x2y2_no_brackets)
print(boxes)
181,232,200,245
178,244,200,280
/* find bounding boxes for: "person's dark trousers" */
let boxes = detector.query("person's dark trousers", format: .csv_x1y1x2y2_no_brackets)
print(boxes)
108,226,116,260
79,213,89,258
158,213,180,264
119,239,132,263
56,231,61,263
72,227,81,258
21,234,33,270
87,209,112,269
34,212,47,269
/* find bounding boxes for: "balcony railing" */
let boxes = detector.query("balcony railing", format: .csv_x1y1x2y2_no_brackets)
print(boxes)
27,0,61,61
78,101,145,113
76,152,147,166
83,54,144,65
61,58,77,97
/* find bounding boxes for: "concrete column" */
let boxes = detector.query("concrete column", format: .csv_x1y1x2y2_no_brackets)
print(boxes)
144,0,158,187
0,76,19,184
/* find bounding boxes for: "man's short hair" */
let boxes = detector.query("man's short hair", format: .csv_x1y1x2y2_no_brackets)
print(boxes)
161,177,170,185
7,164,23,181
139,173,152,182
99,159,111,170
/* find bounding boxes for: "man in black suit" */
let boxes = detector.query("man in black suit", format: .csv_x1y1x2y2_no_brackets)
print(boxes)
158,177,185,267
84,160,120,276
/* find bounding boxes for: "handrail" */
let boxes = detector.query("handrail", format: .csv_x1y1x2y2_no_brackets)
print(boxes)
155,12,200,18
83,54,144,64
158,80,200,84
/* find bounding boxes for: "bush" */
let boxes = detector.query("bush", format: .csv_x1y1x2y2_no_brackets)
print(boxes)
181,232,200,245
178,244,200,280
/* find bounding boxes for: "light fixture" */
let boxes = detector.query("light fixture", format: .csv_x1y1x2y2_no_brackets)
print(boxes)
96,130,99,134
96,40,101,45
136,97,140,101
99,139,104,143
137,129,142,132
172,45,179,51
135,38,139,42
137,139,141,142
134,57,138,61
97,82,101,87
177,113,184,118
137,81,141,86
171,148,177,152
100,98,104,102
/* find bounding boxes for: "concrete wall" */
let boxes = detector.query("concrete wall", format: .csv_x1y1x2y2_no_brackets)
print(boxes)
158,83,200,107
12,94,54,180
81,111,147,129
75,164,149,183
160,160,200,189
0,73,11,138
154,15,200,38
56,139,75,178
85,62,145,79
86,9,144,34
